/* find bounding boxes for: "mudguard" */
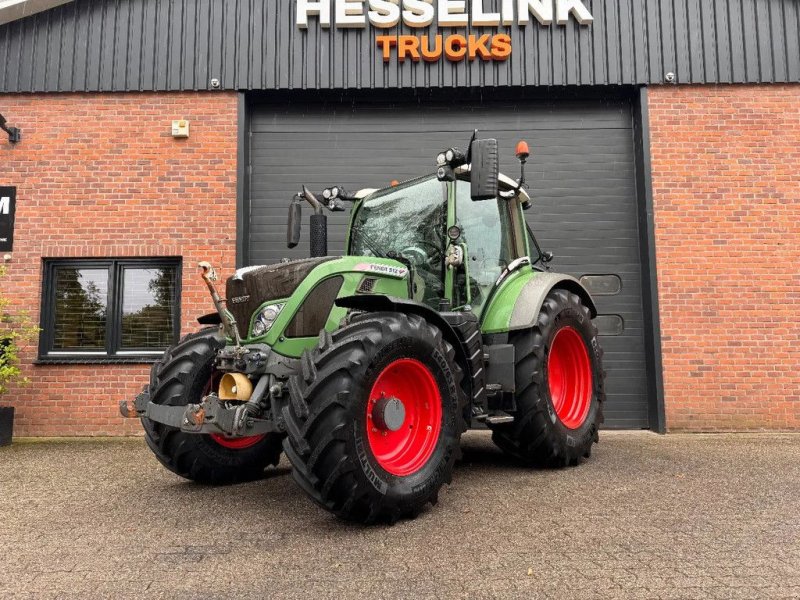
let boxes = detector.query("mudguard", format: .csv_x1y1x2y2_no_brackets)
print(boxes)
335,295,477,402
481,269,597,334
335,295,469,365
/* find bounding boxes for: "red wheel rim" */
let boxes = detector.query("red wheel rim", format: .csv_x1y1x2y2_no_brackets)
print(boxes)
202,374,266,450
366,358,442,477
209,433,265,450
547,326,592,429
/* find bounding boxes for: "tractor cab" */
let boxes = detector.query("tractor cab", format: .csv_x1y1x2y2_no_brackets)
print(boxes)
347,169,533,316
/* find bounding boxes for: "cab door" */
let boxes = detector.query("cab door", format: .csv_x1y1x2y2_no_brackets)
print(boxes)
446,179,524,316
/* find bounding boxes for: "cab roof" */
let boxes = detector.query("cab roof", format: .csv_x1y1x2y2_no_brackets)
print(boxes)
355,169,531,204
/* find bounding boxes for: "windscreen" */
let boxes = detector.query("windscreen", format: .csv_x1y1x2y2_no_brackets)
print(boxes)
349,176,447,308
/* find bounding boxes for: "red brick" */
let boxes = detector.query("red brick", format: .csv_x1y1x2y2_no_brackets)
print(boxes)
0,92,238,436
649,84,800,432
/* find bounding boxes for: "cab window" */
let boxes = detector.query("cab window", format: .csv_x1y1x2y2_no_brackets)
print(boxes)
349,176,447,308
453,180,516,312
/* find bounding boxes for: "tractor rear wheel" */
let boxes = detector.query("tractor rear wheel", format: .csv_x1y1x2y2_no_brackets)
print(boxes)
283,312,466,523
142,328,284,484
490,289,605,467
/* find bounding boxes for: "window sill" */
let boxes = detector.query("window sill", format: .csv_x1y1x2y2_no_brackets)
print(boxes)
34,356,162,365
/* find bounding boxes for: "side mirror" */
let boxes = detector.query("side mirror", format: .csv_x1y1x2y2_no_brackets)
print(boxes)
470,138,499,201
287,200,302,248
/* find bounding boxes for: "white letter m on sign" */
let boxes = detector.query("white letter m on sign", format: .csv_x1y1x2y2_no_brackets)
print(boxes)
0,197,9,215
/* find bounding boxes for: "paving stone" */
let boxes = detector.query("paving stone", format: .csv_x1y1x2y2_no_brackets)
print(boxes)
0,431,798,598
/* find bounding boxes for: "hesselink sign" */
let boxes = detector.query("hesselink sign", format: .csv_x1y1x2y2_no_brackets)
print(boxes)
0,186,15,252
297,0,593,63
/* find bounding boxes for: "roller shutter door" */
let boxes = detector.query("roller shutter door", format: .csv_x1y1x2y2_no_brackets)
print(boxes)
247,98,649,428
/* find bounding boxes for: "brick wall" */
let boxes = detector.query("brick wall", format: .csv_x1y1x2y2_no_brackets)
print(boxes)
3,86,798,435
0,92,239,436
649,84,800,431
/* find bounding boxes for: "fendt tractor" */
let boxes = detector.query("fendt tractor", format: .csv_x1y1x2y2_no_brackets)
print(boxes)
121,133,606,523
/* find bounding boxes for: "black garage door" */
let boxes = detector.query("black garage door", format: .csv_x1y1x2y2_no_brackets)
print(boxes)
247,98,648,429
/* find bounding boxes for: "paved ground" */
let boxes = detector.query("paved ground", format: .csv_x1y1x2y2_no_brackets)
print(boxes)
0,432,798,599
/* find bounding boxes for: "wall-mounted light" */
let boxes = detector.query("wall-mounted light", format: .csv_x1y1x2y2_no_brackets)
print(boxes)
0,113,21,143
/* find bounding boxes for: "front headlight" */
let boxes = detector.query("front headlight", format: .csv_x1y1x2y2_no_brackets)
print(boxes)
251,303,285,337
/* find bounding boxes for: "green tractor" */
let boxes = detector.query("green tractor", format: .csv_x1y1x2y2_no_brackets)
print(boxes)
121,134,605,523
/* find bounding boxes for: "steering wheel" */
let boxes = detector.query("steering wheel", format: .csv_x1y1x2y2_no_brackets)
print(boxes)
400,240,442,265
399,246,429,267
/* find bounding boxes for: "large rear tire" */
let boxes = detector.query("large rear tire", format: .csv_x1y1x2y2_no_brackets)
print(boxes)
142,328,284,485
283,312,467,523
489,289,605,467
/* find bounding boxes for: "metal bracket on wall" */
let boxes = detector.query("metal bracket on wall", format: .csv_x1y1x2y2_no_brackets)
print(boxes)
0,113,20,143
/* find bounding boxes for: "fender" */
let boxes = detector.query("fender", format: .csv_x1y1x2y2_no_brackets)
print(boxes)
481,269,597,334
335,294,476,402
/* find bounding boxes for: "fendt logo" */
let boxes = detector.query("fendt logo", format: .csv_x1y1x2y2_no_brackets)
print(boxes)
297,0,593,63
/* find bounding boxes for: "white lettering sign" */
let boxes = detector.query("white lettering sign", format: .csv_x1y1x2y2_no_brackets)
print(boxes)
0,197,9,215
297,0,332,28
403,0,435,27
368,0,401,28
297,0,593,28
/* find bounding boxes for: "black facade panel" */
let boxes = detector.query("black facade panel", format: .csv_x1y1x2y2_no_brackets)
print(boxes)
1,0,799,93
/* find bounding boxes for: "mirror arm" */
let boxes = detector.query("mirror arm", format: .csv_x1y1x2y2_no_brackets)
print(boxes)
302,185,324,215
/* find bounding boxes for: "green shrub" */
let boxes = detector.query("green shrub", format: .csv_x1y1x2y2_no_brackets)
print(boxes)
0,266,40,397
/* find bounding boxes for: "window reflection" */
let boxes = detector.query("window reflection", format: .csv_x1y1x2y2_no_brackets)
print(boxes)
121,267,177,349
53,268,108,350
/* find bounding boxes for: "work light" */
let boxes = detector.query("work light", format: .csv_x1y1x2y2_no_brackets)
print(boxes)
437,147,466,168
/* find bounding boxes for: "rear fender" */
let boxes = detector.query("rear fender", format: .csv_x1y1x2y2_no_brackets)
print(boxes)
481,270,597,334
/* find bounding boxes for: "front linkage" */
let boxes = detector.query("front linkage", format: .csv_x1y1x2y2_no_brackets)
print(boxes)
120,264,293,441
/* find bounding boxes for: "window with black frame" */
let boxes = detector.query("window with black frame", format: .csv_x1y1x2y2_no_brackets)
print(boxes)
39,258,181,361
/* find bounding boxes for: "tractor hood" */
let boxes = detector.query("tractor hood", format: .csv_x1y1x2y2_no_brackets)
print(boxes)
225,257,337,334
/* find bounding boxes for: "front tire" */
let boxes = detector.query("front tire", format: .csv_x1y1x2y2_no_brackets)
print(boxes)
142,328,284,485
489,289,605,467
283,312,467,523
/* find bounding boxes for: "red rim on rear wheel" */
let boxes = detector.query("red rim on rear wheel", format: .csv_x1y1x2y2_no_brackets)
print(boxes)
202,375,266,450
366,358,442,477
547,326,592,429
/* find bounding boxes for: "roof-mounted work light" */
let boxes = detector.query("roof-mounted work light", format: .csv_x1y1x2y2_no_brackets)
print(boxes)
436,146,468,182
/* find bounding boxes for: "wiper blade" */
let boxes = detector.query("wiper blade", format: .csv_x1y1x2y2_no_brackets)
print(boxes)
351,226,387,259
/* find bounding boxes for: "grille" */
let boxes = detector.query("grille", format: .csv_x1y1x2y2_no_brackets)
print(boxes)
357,277,377,293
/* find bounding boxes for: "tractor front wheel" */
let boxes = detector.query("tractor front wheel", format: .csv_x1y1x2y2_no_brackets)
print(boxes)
283,312,466,523
490,289,605,467
142,328,284,484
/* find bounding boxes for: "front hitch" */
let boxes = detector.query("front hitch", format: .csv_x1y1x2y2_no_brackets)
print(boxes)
119,388,278,437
